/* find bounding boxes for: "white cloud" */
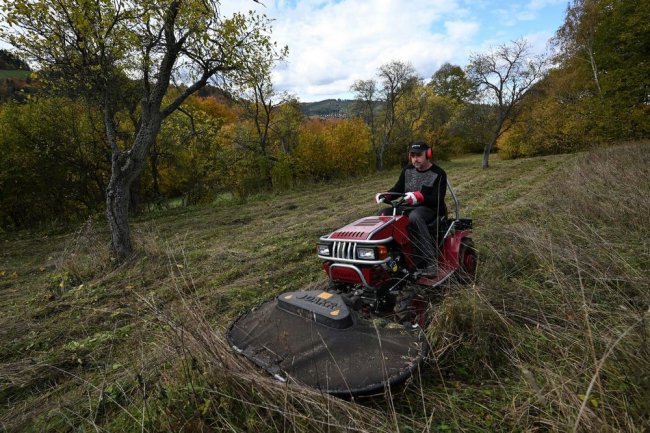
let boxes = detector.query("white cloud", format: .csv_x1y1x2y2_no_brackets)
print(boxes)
0,0,567,101
220,0,478,100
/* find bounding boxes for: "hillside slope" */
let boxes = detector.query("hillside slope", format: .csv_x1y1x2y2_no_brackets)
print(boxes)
1,144,648,432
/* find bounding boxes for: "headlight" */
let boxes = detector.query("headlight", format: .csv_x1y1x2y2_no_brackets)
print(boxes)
317,244,331,256
356,247,376,260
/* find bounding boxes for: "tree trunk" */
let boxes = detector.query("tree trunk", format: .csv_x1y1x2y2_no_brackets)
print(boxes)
482,139,495,169
130,174,141,215
483,113,506,169
105,118,160,260
106,173,133,260
586,46,602,98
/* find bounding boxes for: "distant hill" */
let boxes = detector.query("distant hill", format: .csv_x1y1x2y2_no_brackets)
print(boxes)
0,49,30,71
0,70,32,80
300,98,354,118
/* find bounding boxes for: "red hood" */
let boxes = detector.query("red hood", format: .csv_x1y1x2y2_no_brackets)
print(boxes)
328,216,395,241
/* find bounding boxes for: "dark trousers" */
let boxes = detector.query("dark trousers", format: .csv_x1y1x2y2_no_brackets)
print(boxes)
379,206,438,268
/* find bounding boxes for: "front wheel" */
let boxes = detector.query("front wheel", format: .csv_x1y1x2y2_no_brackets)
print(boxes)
457,238,478,283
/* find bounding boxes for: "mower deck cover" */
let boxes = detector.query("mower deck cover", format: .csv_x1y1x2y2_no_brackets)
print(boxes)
227,290,428,396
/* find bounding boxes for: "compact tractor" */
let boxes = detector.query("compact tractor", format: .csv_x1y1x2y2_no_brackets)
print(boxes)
227,183,476,396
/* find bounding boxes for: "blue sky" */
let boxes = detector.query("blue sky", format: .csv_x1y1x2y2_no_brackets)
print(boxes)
1,0,569,102
222,0,569,101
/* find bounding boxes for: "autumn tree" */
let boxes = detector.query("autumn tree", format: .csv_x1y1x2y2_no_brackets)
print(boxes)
351,61,418,170
429,63,474,103
552,0,650,140
0,98,109,228
553,0,603,96
392,79,428,154
466,39,547,168
233,57,292,183
273,97,303,155
502,0,650,156
1,0,284,259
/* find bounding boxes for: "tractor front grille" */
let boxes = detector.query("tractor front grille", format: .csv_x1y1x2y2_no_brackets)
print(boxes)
332,241,357,260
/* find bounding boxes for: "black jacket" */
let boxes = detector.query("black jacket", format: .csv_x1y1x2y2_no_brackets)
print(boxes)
389,163,447,217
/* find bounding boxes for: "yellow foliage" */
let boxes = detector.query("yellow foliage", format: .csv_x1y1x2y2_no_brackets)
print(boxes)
295,118,370,180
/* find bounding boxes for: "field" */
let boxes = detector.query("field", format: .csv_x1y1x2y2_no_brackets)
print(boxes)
1,143,648,432
0,70,32,80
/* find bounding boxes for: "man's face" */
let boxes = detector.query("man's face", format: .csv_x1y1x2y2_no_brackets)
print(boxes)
409,151,428,170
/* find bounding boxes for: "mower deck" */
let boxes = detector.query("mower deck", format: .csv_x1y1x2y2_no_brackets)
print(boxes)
227,290,429,396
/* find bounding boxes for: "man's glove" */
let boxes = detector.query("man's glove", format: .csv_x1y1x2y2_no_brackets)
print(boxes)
404,192,424,205
375,193,387,204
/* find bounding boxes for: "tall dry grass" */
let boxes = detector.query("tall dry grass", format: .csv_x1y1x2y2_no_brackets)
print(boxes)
148,143,648,432
426,143,649,432
5,143,647,432
136,250,427,433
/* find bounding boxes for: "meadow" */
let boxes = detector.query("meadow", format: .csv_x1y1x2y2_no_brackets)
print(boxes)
1,142,648,432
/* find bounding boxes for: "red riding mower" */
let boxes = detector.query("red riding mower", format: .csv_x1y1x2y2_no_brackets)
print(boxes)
228,183,477,396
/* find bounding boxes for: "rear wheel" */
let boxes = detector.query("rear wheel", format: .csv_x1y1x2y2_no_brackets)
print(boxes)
458,238,477,283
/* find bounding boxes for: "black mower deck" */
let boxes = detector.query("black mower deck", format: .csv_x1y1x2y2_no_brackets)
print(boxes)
227,290,429,396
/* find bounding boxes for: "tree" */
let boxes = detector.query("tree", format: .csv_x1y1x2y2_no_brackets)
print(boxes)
233,58,291,183
1,0,283,259
428,63,474,103
350,79,378,160
392,79,427,153
466,39,547,168
350,62,419,170
376,61,418,170
553,0,603,97
273,97,303,155
0,98,109,228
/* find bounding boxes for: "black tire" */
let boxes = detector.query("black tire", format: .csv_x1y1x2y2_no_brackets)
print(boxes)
393,288,427,326
458,238,478,283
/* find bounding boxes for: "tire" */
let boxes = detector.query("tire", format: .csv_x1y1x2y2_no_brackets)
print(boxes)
457,238,478,283
393,288,427,327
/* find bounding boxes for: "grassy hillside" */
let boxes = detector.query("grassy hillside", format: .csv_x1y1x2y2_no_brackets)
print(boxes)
1,143,648,432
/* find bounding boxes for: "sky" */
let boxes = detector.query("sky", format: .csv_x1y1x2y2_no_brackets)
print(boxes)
221,0,569,101
0,0,569,102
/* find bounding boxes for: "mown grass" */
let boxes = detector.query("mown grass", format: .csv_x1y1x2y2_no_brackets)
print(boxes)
1,142,648,432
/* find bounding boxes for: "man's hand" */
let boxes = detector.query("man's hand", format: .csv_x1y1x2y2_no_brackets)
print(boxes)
375,193,387,204
404,192,423,205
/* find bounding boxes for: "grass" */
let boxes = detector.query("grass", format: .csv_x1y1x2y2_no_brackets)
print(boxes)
0,70,31,80
1,143,648,432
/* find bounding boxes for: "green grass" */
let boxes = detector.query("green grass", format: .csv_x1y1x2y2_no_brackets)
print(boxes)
1,144,648,432
0,69,31,80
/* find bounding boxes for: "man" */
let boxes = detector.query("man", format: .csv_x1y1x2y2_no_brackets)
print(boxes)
376,141,447,275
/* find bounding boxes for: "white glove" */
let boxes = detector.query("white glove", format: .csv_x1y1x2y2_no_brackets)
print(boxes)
404,192,419,205
375,193,387,204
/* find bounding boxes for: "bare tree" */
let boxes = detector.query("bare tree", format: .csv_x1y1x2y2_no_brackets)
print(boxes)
235,61,291,182
467,39,547,168
376,61,418,170
351,79,378,160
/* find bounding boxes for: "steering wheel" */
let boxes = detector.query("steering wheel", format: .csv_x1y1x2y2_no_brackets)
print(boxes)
378,192,405,205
